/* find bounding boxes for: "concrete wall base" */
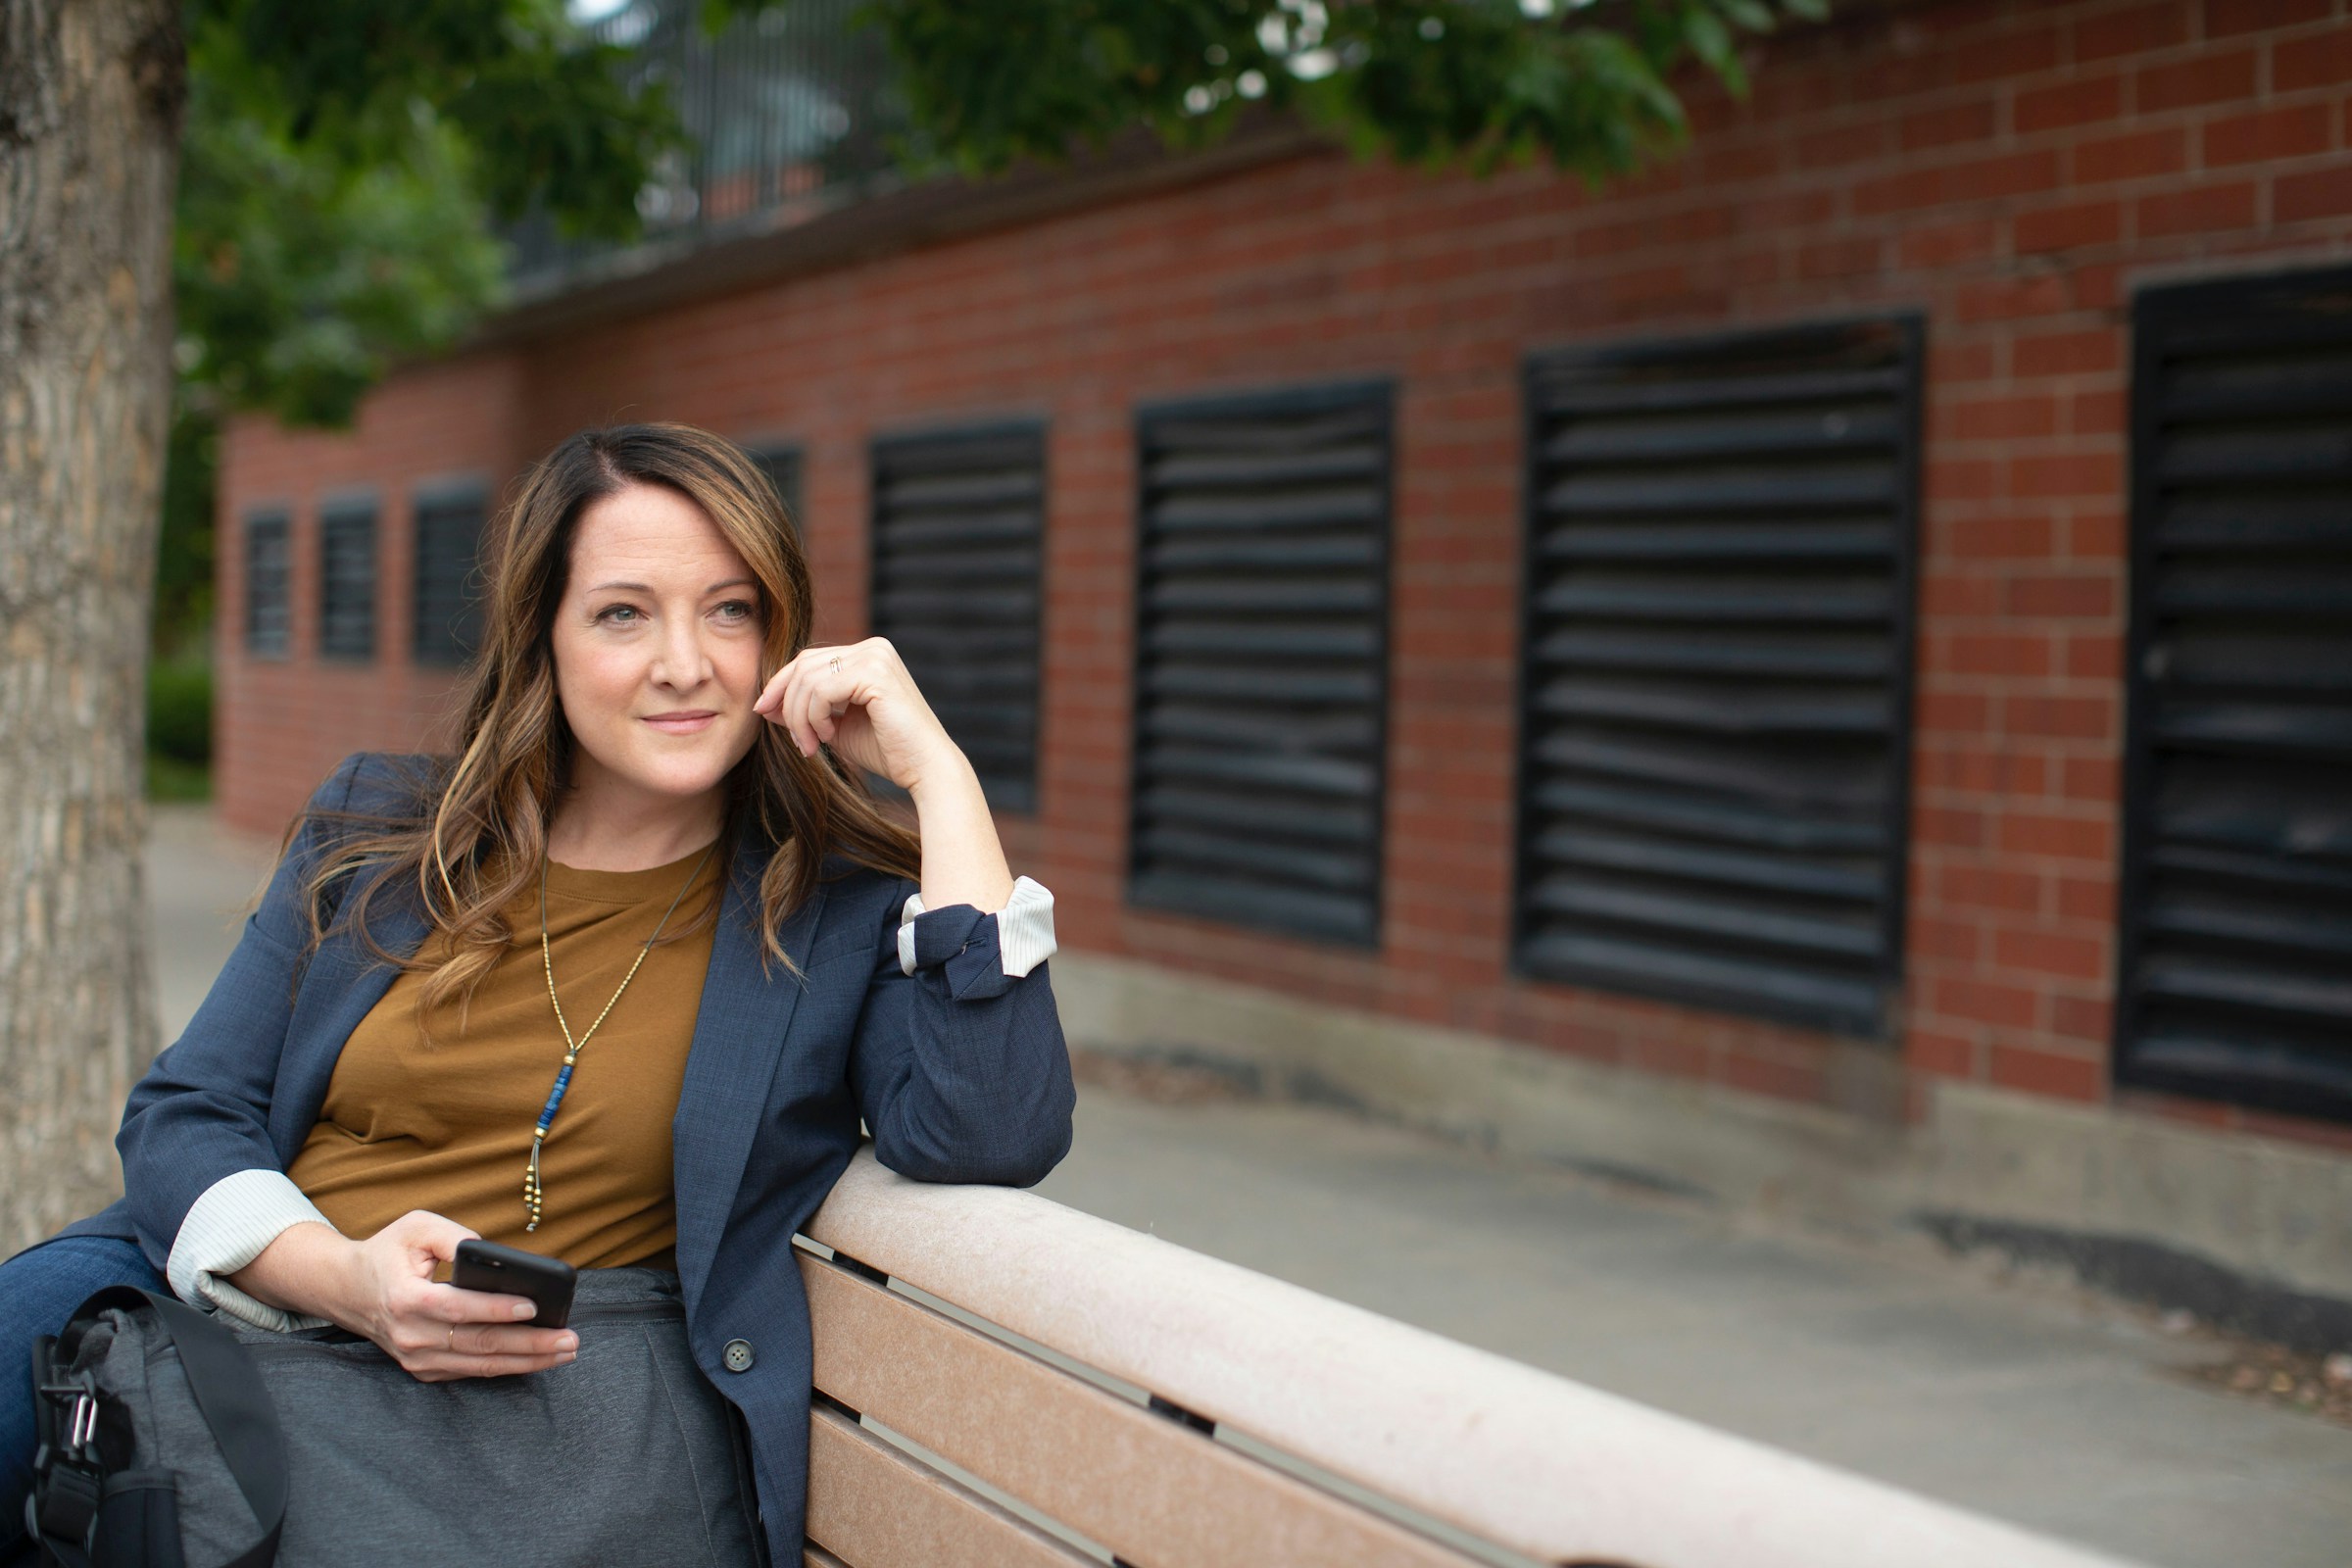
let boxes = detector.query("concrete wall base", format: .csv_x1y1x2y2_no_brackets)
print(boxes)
1054,955,2352,1341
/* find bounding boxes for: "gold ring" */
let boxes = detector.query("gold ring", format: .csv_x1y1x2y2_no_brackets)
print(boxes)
447,1326,457,1352
830,656,841,672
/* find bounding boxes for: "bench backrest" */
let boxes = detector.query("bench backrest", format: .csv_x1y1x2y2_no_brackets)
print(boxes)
798,1151,2131,1568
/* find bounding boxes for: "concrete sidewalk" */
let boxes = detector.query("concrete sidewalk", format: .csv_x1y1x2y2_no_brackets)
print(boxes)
146,805,2352,1567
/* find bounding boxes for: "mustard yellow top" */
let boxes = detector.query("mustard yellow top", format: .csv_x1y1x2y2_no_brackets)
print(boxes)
284,844,726,1270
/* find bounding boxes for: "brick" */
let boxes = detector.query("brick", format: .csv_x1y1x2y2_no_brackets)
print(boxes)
1947,22,2061,86
2137,181,2259,237
2014,327,2122,377
1949,630,2057,676
1909,1029,1980,1080
2204,0,2330,34
2058,873,2118,923
2014,199,2123,254
2064,632,2125,680
2072,127,2186,184
2273,23,2352,90
2073,3,2188,63
2005,693,2114,741
1904,97,1998,153
1935,976,2040,1030
2134,48,2259,114
1918,805,1988,849
1797,235,1886,280
1722,1049,1829,1106
1938,864,2043,915
1854,148,2062,216
2068,390,2128,439
1954,271,2074,323
2015,74,2124,135
1989,1044,2105,1102
2011,452,2119,499
1996,808,2114,862
1913,915,1985,963
1949,393,2061,442
1945,510,2056,561
1918,690,1993,732
2278,164,2352,223
1994,926,2107,983
2062,755,2123,803
2203,103,2334,167
1898,216,2002,269
2008,571,2118,619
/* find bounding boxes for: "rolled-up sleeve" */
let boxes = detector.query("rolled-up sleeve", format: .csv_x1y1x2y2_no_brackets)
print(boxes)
849,875,1075,1188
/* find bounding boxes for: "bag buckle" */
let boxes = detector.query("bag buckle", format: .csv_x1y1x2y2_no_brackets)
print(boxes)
36,1370,102,1462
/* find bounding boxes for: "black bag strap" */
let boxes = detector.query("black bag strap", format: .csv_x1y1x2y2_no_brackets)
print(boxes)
56,1287,287,1568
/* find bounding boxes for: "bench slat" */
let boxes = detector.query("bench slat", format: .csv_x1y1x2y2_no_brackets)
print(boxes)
806,1403,1092,1568
803,1252,1480,1568
807,1150,2130,1568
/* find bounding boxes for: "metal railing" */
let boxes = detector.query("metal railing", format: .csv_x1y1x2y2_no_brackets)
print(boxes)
506,0,909,295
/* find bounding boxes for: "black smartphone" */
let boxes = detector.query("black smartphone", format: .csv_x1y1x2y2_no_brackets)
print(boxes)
451,1238,577,1329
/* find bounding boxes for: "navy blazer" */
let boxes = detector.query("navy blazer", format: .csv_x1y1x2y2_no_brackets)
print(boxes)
61,752,1076,1561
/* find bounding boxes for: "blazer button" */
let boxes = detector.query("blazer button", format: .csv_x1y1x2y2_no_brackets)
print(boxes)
722,1339,756,1374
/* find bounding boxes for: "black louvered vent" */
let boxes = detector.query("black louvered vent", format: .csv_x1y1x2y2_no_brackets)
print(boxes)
414,485,486,667
318,498,377,662
1130,384,1392,947
869,425,1043,812
245,511,291,659
2119,266,2352,1122
1516,319,1922,1038
748,444,803,528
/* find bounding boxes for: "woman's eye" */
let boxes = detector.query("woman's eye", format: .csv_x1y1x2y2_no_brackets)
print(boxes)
713,600,757,624
596,605,642,625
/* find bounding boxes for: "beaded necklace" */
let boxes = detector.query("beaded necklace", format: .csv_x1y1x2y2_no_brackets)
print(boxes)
525,839,719,1232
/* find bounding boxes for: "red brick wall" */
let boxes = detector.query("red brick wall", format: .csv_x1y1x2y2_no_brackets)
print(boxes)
218,0,2352,1140
218,354,528,829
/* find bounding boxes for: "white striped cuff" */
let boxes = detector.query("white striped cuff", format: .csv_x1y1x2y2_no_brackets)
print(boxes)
898,874,1057,979
167,1167,338,1332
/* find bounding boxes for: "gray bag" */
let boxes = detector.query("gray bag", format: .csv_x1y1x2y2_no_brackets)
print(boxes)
28,1268,762,1568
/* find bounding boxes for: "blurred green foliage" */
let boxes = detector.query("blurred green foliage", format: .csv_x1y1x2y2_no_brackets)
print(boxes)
864,0,1830,181
145,654,214,801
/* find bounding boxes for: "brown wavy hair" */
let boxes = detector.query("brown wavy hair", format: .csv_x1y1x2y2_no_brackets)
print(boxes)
288,422,922,1015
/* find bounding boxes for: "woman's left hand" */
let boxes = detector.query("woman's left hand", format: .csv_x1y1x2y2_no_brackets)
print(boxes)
754,636,962,796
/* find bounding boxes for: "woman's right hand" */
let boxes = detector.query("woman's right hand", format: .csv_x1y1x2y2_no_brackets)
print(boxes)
235,1210,578,1382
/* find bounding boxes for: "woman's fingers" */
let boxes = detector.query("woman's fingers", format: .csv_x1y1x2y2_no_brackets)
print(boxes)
420,1280,545,1324
444,1322,578,1358
414,1350,576,1384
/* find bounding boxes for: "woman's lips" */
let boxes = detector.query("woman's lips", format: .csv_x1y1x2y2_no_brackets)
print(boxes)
641,710,718,735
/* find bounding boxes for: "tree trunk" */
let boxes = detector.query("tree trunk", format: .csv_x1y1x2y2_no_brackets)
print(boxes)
0,0,181,1251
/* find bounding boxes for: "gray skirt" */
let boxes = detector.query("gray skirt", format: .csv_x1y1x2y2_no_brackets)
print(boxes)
182,1267,764,1567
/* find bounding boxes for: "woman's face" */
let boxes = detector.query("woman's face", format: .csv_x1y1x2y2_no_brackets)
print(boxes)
550,481,770,816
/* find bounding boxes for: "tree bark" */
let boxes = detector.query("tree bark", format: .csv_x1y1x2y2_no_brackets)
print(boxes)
0,0,181,1251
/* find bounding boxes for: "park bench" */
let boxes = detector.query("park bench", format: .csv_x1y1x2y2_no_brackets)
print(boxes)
794,1150,2131,1568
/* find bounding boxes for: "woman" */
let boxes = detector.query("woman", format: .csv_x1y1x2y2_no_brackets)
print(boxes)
1,423,1074,1564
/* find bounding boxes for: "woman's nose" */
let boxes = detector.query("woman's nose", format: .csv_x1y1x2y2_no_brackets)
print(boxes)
652,617,710,689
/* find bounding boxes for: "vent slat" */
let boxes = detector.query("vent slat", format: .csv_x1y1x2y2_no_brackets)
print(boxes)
1137,786,1376,846
1535,628,1892,679
871,426,1044,813
1128,871,1376,945
1529,876,1883,959
1536,579,1895,623
1538,521,1896,563
1131,387,1390,944
1516,319,1918,1036
2120,265,2352,1121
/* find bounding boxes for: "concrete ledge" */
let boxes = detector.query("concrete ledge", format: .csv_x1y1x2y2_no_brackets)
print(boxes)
1052,953,2352,1327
